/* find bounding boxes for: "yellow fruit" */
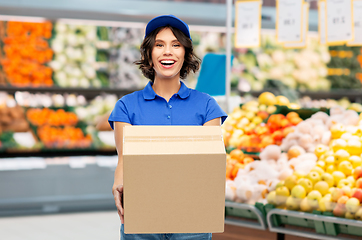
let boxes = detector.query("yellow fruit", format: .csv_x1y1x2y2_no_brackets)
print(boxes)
276,95,290,106
289,103,300,109
258,92,277,106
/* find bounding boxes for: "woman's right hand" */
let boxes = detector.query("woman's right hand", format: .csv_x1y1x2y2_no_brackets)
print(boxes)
113,184,124,223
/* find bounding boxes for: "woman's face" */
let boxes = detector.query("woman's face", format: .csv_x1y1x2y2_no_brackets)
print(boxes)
151,28,185,81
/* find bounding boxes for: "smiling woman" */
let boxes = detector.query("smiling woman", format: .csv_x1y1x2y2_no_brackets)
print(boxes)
108,14,228,240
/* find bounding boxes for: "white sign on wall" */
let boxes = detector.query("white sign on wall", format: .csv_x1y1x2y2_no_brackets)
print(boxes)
318,0,327,45
284,3,309,49
326,0,354,45
347,0,362,46
276,0,304,43
234,0,262,48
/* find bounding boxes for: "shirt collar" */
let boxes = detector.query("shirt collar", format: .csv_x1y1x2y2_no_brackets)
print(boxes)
142,81,191,100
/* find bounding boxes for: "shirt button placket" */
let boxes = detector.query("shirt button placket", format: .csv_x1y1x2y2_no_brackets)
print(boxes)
167,103,172,123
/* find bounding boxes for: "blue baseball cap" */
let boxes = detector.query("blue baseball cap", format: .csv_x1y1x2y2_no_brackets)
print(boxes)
145,15,192,41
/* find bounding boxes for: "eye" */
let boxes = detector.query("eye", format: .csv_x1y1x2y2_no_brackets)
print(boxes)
156,43,163,47
173,43,181,47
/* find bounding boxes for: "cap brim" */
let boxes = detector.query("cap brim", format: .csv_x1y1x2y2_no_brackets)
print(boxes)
145,15,191,40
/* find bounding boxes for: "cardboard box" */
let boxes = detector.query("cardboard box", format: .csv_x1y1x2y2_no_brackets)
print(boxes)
123,126,226,234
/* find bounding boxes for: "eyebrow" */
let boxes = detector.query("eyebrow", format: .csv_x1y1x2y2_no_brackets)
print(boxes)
155,39,180,43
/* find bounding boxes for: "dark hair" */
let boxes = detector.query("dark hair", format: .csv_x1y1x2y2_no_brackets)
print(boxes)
134,25,201,82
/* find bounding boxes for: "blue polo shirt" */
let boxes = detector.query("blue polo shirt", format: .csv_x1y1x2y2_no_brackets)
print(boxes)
108,81,227,129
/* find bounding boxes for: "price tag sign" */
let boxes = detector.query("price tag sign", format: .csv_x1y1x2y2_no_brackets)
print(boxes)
276,0,304,43
318,0,327,45
326,0,354,44
284,3,309,49
234,0,262,48
347,0,362,46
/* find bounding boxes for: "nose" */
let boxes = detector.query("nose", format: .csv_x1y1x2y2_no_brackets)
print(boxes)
163,45,172,55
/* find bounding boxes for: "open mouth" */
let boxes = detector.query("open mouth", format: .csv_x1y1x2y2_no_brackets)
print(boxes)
160,60,175,66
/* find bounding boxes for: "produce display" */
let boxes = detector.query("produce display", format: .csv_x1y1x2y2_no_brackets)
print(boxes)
0,21,53,87
222,92,300,152
49,23,102,88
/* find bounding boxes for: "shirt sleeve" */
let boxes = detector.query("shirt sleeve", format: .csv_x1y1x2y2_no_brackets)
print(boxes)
205,96,228,124
108,99,132,130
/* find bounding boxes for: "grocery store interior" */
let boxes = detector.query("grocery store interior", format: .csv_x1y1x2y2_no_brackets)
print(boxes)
1,0,362,239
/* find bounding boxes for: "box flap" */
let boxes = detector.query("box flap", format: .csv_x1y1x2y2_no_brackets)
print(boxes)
123,126,225,155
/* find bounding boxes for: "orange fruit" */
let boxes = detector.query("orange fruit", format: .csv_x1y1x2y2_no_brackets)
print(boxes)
286,112,299,120
229,149,244,163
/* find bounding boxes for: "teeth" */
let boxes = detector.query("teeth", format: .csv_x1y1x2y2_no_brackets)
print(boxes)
161,60,175,64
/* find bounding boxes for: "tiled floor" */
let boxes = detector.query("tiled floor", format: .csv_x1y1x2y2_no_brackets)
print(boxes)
0,211,121,240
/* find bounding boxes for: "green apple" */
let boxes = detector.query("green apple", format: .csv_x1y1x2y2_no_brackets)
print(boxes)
291,185,307,199
334,149,350,165
275,181,284,189
321,173,334,187
325,156,335,165
312,166,325,176
316,161,326,170
331,139,347,152
338,179,354,188
319,194,334,212
298,178,313,193
349,155,362,168
345,197,360,213
345,211,355,219
307,190,323,210
354,207,362,220
286,196,300,210
284,175,298,191
326,164,336,174
307,171,321,185
347,139,362,156
275,186,290,206
338,161,353,176
314,181,330,196
300,197,313,212
267,191,276,205
332,171,346,186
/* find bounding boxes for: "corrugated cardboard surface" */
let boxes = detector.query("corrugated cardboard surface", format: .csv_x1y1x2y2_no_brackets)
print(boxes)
123,126,226,234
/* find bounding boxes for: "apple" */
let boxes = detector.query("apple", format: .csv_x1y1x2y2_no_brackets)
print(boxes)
300,197,313,212
351,188,362,202
331,188,344,202
353,166,362,180
338,179,354,188
291,185,307,199
314,181,330,196
349,155,362,169
331,139,347,152
307,171,321,185
345,211,355,219
312,166,325,176
319,194,334,212
347,139,362,156
333,204,347,217
286,196,300,210
338,195,350,205
346,197,360,213
325,156,335,165
329,187,336,194
321,173,334,187
326,164,336,174
334,149,350,165
354,207,362,220
316,161,326,170
347,176,356,186
356,178,362,188
257,111,269,120
338,161,353,176
315,144,329,158
342,186,353,197
267,191,276,205
293,171,306,179
332,171,346,186
331,123,346,139
284,175,298,191
298,178,313,193
275,186,290,205
275,181,285,189
307,190,323,210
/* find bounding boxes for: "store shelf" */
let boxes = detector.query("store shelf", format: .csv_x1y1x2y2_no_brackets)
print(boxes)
0,86,140,99
225,201,267,230
0,156,117,216
266,208,362,240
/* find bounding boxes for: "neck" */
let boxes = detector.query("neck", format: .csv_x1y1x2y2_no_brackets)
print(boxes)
152,77,181,102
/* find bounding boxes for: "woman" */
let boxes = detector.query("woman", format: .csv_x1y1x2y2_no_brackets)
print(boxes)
109,15,227,239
